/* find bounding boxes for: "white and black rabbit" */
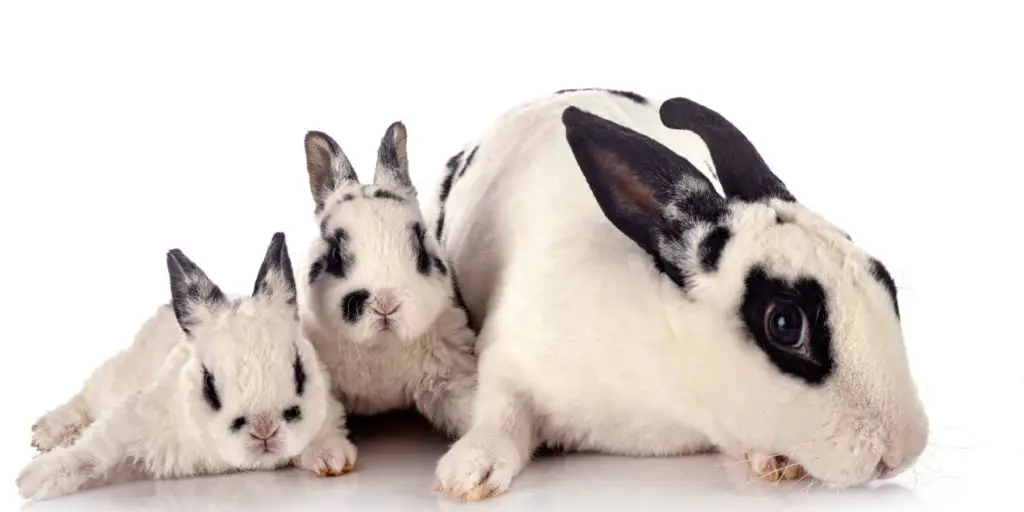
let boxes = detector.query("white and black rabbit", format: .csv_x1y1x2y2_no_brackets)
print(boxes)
19,233,357,501
428,89,929,500
298,121,477,440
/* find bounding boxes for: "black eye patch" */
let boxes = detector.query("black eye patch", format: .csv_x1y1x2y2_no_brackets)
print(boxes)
230,416,246,432
740,266,834,385
282,406,302,423
201,365,222,411
342,289,370,323
309,227,355,284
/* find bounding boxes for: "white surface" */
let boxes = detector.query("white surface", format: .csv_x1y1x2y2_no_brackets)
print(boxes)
1,1,1021,510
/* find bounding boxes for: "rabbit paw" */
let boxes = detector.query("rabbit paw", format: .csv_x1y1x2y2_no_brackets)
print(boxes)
433,434,521,502
746,452,808,482
297,436,358,477
17,449,98,501
31,408,90,453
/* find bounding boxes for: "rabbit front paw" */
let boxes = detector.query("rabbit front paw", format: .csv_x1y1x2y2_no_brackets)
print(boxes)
433,434,523,502
746,452,808,482
17,449,98,501
31,407,90,453
297,435,358,477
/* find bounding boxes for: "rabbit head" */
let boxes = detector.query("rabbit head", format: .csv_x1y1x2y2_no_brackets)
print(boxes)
560,98,928,487
169,232,330,470
301,122,453,345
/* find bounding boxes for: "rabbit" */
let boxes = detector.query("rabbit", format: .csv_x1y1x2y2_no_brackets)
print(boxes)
18,232,357,501
428,88,929,501
297,121,478,441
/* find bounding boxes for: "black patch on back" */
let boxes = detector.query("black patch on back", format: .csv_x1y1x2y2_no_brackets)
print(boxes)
342,289,370,323
309,228,355,284
410,222,432,276
555,88,648,105
457,145,479,179
435,150,467,241
868,258,900,318
201,365,222,411
698,226,731,272
740,266,834,385
293,353,307,396
432,257,448,276
450,271,477,334
373,189,405,202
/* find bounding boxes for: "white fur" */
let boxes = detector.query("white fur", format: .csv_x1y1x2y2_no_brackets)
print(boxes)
431,90,929,500
18,234,357,501
298,124,478,439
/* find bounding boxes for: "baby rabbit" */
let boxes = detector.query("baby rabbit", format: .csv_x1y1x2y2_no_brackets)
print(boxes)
18,233,357,501
298,122,477,439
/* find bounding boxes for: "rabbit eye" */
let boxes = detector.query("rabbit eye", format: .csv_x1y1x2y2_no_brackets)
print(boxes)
230,416,247,432
764,301,808,349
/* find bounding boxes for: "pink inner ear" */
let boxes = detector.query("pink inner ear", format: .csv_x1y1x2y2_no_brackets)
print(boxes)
591,144,661,217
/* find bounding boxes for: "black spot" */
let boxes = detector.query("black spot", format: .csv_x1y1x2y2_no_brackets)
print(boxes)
457,145,479,179
293,353,307,396
698,226,731,272
740,266,834,385
435,150,464,241
201,365,222,411
342,289,370,323
432,257,448,276
282,406,302,423
309,228,355,284
373,189,405,202
450,271,477,334
555,88,648,105
868,258,900,318
230,416,246,432
410,222,432,276
341,193,356,202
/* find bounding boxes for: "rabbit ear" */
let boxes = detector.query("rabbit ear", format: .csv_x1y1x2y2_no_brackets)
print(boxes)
373,121,414,191
252,232,297,306
659,97,796,203
166,249,228,335
561,106,726,267
305,130,358,210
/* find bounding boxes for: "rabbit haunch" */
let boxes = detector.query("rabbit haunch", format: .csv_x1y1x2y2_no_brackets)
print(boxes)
429,89,928,500
18,233,356,501
298,121,477,439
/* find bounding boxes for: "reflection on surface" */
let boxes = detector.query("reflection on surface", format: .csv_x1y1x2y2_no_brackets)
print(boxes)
20,412,927,511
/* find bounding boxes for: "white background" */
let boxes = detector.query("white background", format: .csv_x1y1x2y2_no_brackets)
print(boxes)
1,1,1020,510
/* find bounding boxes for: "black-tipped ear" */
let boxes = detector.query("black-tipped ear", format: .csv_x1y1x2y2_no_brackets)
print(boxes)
166,249,228,335
561,106,725,258
253,232,298,306
305,130,358,210
659,97,795,203
373,121,414,191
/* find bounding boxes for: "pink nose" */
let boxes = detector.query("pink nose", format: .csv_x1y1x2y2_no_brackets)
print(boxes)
248,417,279,441
250,426,279,441
372,291,400,316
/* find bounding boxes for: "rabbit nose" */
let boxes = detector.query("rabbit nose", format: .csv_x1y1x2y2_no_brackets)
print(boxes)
248,415,279,441
371,290,400,316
